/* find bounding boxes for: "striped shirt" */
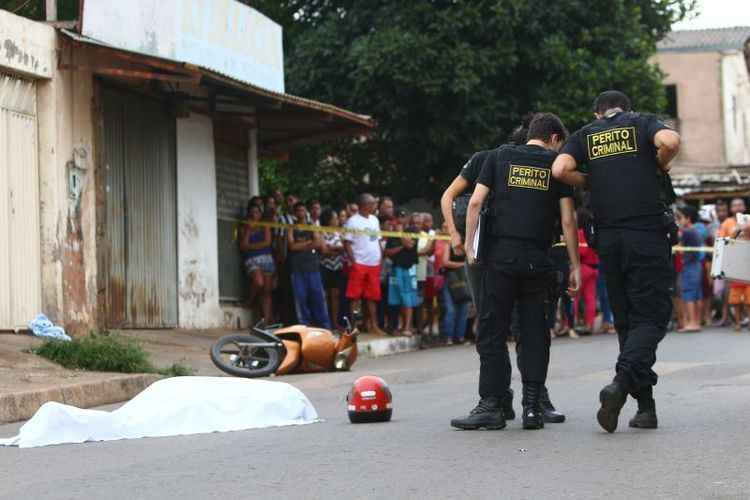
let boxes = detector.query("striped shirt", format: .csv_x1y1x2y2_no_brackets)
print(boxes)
320,231,344,271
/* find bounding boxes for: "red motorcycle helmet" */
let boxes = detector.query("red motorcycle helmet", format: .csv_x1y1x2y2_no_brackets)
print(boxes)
347,375,392,423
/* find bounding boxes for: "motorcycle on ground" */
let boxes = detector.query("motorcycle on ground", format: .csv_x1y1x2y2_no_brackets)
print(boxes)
210,318,358,378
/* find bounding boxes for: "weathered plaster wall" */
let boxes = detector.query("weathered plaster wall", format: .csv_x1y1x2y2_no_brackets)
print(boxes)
721,51,750,166
0,9,54,79
654,50,725,172
176,114,223,328
40,47,98,335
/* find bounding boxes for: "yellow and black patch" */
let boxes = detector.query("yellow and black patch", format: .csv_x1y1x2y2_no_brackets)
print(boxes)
586,127,637,160
507,165,550,191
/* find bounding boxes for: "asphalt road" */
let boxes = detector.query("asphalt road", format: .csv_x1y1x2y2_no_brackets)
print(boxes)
2,328,750,500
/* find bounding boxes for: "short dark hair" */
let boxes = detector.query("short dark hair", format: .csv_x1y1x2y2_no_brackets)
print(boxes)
308,199,321,207
593,90,632,114
678,204,698,224
527,113,568,143
293,201,307,211
358,193,375,206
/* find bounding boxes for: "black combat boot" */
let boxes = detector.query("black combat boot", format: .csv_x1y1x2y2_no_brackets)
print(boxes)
503,388,516,420
597,379,627,433
450,397,506,430
629,389,658,429
522,383,544,430
540,386,566,423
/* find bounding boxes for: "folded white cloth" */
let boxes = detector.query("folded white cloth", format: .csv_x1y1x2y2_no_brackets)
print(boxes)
0,376,319,448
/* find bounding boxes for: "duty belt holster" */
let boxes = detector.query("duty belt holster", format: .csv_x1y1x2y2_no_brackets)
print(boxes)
475,190,503,263
662,209,679,246
452,193,470,239
657,170,679,246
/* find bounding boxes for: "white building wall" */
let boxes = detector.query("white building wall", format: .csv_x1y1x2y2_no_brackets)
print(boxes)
0,9,54,79
176,114,223,328
721,51,750,166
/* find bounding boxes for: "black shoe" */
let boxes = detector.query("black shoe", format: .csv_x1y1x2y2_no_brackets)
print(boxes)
450,397,506,430
629,410,658,429
629,396,657,429
540,386,566,424
522,383,544,430
503,388,516,420
597,382,627,433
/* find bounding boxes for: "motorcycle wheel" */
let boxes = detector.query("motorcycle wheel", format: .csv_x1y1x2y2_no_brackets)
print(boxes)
210,334,282,378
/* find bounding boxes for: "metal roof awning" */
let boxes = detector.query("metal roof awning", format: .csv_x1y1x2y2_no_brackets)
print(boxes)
672,166,750,199
59,29,375,152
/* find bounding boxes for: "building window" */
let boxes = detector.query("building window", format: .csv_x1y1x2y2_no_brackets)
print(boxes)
665,85,678,118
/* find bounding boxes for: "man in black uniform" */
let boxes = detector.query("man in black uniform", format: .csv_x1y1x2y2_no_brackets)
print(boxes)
440,121,565,424
552,90,681,433
450,113,580,430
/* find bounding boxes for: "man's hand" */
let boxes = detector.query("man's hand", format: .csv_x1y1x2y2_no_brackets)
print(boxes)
567,266,581,295
450,231,464,254
466,247,476,266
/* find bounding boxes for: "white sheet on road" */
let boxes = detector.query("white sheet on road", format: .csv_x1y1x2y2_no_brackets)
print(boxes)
0,376,319,448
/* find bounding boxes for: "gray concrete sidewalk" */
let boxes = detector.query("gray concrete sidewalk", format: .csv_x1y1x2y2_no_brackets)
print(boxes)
0,333,160,423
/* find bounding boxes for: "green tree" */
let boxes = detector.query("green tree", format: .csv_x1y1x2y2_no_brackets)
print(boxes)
1,0,78,20
253,0,694,204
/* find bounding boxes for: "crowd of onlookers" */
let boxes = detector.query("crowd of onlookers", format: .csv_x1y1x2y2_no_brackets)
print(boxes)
672,197,750,333
240,189,750,342
239,190,474,343
558,196,750,337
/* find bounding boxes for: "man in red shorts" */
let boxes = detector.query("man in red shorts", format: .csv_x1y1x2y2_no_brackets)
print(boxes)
344,193,387,335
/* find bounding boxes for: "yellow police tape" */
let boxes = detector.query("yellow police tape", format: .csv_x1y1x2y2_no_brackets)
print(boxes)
235,219,453,240
233,219,713,253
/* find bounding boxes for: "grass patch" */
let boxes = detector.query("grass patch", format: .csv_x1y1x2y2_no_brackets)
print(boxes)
32,333,193,376
158,362,193,377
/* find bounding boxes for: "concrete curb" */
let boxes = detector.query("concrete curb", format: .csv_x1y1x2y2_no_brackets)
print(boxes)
0,373,162,424
359,335,421,358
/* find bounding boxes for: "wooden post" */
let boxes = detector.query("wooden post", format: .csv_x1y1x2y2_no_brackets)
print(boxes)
46,0,57,21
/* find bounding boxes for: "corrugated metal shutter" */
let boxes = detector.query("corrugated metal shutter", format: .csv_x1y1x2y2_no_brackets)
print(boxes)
215,142,248,220
215,142,249,301
0,74,41,330
104,88,178,328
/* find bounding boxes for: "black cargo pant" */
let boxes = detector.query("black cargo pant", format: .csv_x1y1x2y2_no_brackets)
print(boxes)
476,241,554,399
466,262,513,395
597,228,673,396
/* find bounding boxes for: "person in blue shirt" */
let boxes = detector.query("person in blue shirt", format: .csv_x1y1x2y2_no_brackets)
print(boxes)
676,205,703,332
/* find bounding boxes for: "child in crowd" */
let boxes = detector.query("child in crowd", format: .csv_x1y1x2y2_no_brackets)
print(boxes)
677,205,702,332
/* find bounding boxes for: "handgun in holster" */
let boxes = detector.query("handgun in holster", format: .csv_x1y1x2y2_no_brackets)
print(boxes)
657,169,679,246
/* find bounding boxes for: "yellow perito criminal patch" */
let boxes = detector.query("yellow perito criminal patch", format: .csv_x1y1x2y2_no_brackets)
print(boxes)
586,127,638,160
507,165,550,191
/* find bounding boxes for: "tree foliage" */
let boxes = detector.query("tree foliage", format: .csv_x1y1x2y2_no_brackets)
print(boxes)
1,0,78,20
253,0,695,204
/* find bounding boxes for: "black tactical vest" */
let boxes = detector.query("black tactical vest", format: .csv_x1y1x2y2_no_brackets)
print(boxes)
485,144,562,248
580,112,663,227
